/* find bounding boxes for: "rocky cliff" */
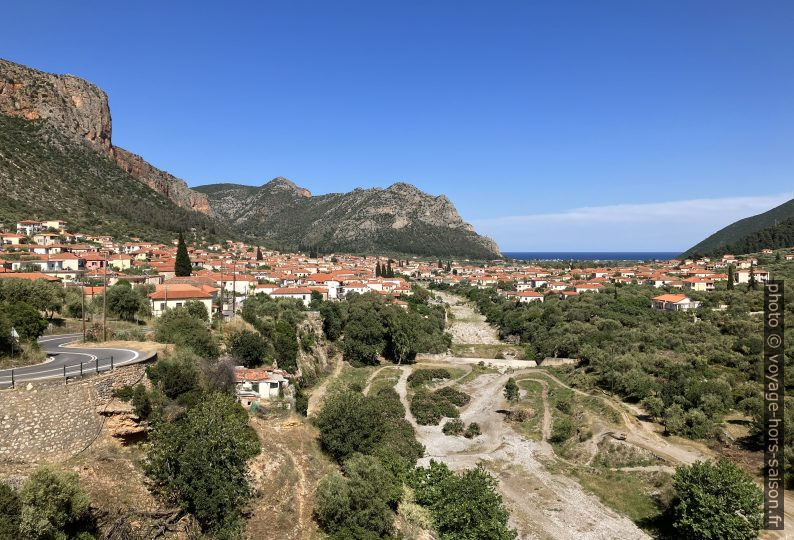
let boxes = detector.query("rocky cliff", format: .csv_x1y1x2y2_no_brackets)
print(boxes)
0,58,211,214
196,178,501,258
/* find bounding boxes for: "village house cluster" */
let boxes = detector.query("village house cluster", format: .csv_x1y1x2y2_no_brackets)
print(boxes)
425,252,777,312
0,220,785,318
0,219,420,318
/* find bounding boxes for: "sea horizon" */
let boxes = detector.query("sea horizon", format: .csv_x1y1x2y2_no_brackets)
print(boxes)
502,251,680,262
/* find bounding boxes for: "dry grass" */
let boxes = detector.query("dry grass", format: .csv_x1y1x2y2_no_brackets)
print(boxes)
245,416,335,540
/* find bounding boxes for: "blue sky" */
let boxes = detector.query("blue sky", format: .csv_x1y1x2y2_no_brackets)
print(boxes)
4,1,793,251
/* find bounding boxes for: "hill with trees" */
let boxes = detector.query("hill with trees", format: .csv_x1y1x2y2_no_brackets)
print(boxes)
0,114,225,243
195,178,502,259
683,197,794,257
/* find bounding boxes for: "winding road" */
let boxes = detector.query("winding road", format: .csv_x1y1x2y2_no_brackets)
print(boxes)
0,334,150,388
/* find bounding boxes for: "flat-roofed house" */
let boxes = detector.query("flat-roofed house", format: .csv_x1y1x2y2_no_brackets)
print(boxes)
652,294,701,312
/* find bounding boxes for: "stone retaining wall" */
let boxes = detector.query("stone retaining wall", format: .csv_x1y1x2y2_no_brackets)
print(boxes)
0,362,151,464
538,357,578,367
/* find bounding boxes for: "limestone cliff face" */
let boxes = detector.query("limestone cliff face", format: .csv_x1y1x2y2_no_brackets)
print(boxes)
0,58,211,215
111,147,213,213
0,58,112,151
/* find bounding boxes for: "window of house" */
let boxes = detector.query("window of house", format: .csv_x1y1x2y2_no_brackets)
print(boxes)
176,302,183,308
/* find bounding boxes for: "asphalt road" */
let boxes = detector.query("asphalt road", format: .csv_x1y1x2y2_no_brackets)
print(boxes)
0,334,146,388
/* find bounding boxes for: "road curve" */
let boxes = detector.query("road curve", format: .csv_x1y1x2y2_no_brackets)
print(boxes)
0,334,152,388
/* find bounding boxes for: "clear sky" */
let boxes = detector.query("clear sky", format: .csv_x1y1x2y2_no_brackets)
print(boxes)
4,1,793,251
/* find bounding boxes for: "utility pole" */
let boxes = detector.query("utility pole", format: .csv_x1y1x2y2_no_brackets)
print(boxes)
81,280,86,341
102,255,108,342
232,260,237,317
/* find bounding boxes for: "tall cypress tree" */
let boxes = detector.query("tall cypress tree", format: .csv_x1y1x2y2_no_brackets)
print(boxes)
727,265,735,290
256,246,263,261
175,232,192,277
386,260,394,278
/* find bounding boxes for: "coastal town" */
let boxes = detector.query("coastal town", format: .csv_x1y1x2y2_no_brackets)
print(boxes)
0,218,780,317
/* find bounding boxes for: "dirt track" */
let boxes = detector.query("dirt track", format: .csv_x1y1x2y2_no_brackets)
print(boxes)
397,365,646,539
427,290,794,539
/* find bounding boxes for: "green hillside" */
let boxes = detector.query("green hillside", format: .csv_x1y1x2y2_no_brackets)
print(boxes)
683,197,794,257
0,115,226,242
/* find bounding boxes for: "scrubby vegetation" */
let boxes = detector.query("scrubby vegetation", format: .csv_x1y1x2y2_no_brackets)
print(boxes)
407,368,452,388
239,294,305,372
319,290,451,366
0,115,227,243
0,466,96,539
446,266,794,482
410,387,471,425
313,383,515,538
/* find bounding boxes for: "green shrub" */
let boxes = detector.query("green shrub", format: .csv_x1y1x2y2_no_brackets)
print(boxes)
550,416,574,443
145,393,260,534
442,419,464,436
0,482,21,539
19,466,94,539
464,422,481,438
410,391,459,425
112,385,135,402
132,384,151,419
226,329,269,368
434,386,471,407
407,368,451,388
672,460,762,539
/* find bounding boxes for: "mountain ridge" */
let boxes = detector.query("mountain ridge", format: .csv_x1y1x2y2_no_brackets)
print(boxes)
195,178,501,258
0,58,500,257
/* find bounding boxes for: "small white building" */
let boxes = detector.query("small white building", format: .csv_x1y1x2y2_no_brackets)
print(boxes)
269,286,313,307
148,284,214,317
234,367,290,406
517,290,544,303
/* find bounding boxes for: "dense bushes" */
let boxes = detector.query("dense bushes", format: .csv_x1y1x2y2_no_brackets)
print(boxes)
226,329,269,368
411,387,470,425
154,306,218,359
671,460,763,539
0,466,96,539
314,455,403,539
411,461,516,540
320,292,451,366
239,294,304,373
314,387,423,471
313,386,423,538
407,368,451,388
146,393,260,534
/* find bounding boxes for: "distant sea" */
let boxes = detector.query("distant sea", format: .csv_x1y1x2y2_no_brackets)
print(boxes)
502,252,679,262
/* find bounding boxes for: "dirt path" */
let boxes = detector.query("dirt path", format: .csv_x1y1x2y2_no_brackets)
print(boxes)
400,364,646,539
247,417,325,539
536,378,552,441
527,370,713,466
363,365,389,395
434,290,501,344
307,355,342,416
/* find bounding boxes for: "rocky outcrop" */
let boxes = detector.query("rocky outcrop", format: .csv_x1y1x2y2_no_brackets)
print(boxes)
0,58,211,215
196,178,501,258
0,58,111,151
112,147,213,214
